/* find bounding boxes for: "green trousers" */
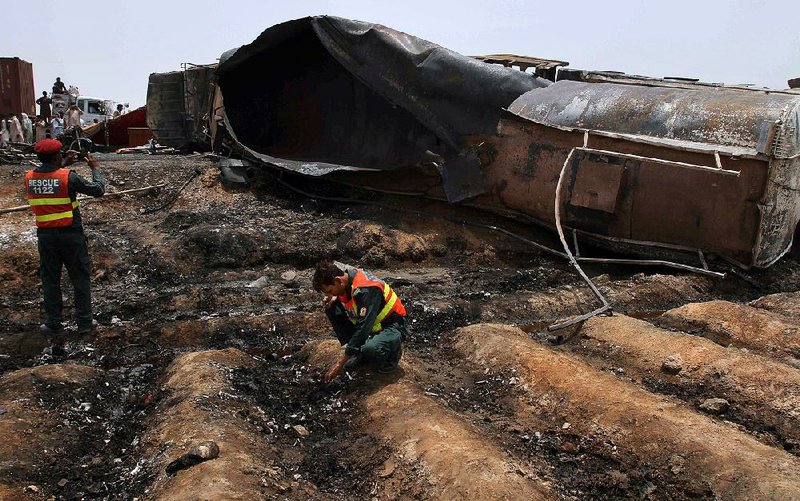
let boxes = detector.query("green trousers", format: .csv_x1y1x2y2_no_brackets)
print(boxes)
37,229,93,328
327,307,404,369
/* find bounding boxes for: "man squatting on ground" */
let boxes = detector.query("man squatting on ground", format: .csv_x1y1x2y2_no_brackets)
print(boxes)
25,139,105,335
313,261,407,382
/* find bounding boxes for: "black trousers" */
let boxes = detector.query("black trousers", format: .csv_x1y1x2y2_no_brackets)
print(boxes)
37,228,92,328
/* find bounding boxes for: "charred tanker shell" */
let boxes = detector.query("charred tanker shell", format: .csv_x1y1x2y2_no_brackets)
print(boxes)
213,16,548,176
146,16,800,269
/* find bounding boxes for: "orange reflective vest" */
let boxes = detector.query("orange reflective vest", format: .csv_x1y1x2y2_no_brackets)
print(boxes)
338,269,406,333
25,168,79,228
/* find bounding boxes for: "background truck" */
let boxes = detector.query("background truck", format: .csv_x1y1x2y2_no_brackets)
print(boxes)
52,93,116,123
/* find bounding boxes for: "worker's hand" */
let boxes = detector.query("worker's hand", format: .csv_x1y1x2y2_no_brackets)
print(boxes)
84,152,100,170
323,354,349,383
322,294,338,310
63,150,79,166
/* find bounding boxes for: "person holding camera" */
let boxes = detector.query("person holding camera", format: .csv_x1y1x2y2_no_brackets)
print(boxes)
25,139,105,336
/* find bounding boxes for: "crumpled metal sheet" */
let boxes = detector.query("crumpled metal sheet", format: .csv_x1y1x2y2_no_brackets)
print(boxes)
307,17,549,146
438,152,487,203
214,16,549,201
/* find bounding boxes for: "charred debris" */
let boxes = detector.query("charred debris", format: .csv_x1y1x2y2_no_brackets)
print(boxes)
147,16,800,279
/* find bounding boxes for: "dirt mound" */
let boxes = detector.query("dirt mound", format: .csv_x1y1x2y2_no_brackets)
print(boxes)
478,272,714,325
181,225,276,268
0,364,99,497
337,221,432,265
139,348,318,499
577,314,800,451
660,300,800,360
750,291,800,319
453,323,800,500
302,339,554,500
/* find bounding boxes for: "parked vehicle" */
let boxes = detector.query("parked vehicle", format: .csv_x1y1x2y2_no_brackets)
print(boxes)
52,93,116,123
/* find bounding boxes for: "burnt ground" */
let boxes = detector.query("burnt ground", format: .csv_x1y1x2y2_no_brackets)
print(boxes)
1,153,799,500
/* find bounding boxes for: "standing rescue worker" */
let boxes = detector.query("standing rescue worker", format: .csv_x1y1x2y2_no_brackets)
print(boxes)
26,139,105,335
312,261,407,382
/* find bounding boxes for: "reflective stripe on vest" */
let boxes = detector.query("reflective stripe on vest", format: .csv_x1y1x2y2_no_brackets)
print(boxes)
25,168,76,228
339,269,406,333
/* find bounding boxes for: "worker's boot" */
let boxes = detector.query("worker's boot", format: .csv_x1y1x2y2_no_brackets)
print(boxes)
343,355,365,372
379,344,403,374
77,319,99,335
39,323,64,336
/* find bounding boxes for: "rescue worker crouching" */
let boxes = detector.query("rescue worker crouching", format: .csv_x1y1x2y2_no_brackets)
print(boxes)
25,139,105,336
312,261,407,382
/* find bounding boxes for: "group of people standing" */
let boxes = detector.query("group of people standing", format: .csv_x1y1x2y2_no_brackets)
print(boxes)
34,77,77,120
0,108,80,147
0,113,34,147
36,77,83,128
0,78,87,148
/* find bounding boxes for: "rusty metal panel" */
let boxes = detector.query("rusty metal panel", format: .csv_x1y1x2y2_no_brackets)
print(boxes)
147,65,214,150
146,71,188,148
0,57,35,116
569,155,625,213
624,158,758,260
477,114,779,267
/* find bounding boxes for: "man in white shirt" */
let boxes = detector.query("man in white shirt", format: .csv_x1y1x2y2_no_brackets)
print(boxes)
0,119,8,147
50,114,65,137
65,105,83,128
20,113,33,143
9,115,25,142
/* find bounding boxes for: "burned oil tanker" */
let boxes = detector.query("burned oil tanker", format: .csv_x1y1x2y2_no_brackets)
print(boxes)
147,15,800,270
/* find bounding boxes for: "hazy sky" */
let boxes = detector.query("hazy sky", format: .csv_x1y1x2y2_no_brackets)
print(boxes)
6,0,800,107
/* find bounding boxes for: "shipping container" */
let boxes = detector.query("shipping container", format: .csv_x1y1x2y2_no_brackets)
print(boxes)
0,57,35,117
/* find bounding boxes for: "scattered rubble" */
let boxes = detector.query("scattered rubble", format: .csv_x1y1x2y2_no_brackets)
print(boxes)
661,355,683,375
165,441,220,476
699,398,730,415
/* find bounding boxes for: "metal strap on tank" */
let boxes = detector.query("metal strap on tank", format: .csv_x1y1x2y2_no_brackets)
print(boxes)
572,146,741,177
548,143,730,331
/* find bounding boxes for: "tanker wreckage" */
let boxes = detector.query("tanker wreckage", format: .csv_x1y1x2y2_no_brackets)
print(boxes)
147,15,800,275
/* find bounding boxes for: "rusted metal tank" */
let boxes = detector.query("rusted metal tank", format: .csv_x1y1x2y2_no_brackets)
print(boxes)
475,80,800,268
0,57,36,116
146,17,800,269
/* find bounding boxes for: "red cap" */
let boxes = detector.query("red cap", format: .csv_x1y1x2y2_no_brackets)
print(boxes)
34,138,63,155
